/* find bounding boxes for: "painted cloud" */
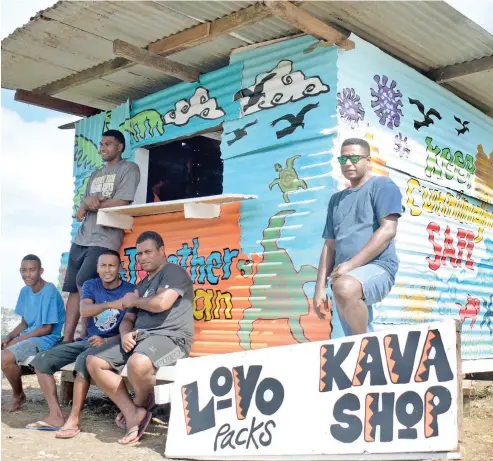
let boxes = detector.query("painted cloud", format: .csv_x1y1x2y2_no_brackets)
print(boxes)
163,87,225,126
233,60,330,116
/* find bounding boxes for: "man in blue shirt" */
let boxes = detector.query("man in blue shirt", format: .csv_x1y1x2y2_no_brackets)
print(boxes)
314,138,403,335
1,255,65,412
26,250,134,435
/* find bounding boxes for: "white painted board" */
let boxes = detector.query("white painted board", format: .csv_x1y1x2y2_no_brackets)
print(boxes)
166,320,460,460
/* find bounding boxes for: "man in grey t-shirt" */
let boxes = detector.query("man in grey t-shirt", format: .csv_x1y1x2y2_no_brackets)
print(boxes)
314,138,403,336
62,130,140,342
86,231,194,445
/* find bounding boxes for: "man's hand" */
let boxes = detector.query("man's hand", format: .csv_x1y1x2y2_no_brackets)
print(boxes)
121,331,138,353
1,334,12,350
121,292,139,308
88,336,106,348
5,336,21,347
331,261,356,280
314,289,329,320
83,196,104,211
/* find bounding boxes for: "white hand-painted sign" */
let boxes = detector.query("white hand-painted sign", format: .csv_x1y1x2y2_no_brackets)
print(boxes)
166,320,460,460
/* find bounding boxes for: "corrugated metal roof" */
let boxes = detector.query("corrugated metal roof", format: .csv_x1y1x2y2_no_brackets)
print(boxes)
2,1,493,116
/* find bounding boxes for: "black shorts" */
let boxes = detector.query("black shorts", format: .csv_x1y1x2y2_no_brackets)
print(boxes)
62,243,108,293
88,331,190,373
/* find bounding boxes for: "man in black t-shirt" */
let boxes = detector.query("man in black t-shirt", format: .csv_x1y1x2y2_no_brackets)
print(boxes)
86,231,194,445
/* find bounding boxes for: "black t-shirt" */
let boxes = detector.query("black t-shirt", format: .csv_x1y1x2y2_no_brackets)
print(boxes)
129,263,194,342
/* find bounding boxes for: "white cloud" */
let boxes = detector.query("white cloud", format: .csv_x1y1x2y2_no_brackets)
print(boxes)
0,108,76,309
163,87,225,126
234,60,330,116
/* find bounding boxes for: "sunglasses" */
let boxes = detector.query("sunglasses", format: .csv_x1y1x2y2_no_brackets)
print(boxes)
337,154,370,165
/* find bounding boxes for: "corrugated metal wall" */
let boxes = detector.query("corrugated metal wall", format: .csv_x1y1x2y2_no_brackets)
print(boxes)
70,34,493,368
337,36,493,364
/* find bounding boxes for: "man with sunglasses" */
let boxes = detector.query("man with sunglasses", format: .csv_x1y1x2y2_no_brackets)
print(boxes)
314,138,403,336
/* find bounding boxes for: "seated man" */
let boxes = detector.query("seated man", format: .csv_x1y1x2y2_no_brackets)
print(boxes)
86,231,194,446
1,255,65,412
27,250,134,434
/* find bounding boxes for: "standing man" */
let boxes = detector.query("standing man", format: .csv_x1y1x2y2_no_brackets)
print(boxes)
314,138,403,335
1,255,65,412
63,130,140,343
86,231,194,445
27,250,134,435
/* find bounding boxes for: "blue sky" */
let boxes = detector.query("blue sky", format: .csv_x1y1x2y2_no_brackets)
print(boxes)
1,0,492,310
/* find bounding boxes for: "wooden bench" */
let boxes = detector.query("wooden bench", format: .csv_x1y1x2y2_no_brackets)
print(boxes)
18,356,175,406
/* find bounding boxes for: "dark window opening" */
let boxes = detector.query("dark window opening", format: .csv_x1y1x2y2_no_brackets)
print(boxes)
146,135,223,203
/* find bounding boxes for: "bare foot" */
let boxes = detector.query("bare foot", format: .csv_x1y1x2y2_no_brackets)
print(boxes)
2,393,26,412
60,414,79,432
118,407,148,445
41,414,65,428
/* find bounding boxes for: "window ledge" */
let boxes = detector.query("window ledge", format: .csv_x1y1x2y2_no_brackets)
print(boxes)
96,194,257,229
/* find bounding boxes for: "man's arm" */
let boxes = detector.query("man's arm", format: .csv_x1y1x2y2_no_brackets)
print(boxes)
124,288,180,314
98,198,131,209
7,323,54,346
1,320,28,348
332,215,399,279
80,297,123,318
315,239,336,293
119,311,137,336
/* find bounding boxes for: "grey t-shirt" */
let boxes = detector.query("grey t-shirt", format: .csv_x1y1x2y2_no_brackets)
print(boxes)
74,160,140,251
322,176,403,277
129,263,194,343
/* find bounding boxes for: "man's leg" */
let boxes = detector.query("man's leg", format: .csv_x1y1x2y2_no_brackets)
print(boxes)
126,353,156,407
58,374,90,434
30,342,89,427
86,355,147,444
63,292,80,343
332,275,368,335
1,349,26,412
332,264,394,336
58,345,99,433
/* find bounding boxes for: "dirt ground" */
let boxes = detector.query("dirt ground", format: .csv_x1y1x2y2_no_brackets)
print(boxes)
2,376,493,461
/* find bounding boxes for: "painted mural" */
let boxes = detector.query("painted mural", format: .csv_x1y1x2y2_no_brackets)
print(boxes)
66,34,493,368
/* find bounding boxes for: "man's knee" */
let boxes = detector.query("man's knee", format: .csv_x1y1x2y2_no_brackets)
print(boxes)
332,276,362,301
1,349,15,369
86,354,106,372
127,353,153,374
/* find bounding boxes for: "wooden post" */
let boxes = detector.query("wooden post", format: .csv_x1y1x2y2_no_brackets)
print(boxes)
60,370,75,406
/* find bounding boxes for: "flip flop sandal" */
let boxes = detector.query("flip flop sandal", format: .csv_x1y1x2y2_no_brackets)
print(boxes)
55,427,81,439
25,421,61,431
118,411,152,446
115,394,155,430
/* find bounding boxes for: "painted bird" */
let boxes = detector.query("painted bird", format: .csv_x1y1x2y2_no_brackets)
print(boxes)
408,98,442,130
454,115,470,136
225,120,258,146
233,72,276,113
271,103,319,139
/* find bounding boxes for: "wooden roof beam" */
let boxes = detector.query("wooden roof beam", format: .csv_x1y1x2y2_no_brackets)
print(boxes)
113,39,200,82
32,3,276,96
426,55,493,83
264,1,355,50
14,90,101,117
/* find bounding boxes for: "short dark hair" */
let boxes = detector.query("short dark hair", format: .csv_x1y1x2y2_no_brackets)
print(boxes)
136,231,164,250
341,138,371,155
99,249,121,262
102,129,126,152
22,254,42,268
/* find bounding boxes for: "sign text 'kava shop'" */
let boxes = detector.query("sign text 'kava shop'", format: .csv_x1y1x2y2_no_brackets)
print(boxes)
166,320,460,460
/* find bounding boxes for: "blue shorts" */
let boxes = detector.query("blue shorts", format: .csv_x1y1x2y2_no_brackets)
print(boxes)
333,263,394,335
6,339,42,365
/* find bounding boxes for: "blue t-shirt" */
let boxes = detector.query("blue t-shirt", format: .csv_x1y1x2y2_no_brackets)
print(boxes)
81,278,135,339
15,283,65,351
322,176,403,277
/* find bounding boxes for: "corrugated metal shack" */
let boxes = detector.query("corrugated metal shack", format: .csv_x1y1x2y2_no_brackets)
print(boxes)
2,1,493,373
